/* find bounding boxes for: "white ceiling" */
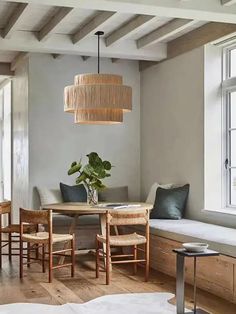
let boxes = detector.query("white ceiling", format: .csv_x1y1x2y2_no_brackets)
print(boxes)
0,0,235,66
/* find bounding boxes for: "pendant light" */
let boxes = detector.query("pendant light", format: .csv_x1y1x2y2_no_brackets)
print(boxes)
64,31,132,124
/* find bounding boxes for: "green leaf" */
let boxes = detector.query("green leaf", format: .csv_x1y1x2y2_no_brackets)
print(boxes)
97,169,106,179
86,152,98,164
91,181,106,191
71,161,77,168
83,164,94,176
69,152,112,191
103,160,112,171
75,172,87,184
68,162,82,175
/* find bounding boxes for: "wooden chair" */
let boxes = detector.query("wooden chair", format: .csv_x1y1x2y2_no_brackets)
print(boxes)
0,201,36,268
19,208,75,283
96,208,150,285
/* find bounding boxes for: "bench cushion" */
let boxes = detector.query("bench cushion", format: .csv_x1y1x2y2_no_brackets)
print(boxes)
147,219,236,258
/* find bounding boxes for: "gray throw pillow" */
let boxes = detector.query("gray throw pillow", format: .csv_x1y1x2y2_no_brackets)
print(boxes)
60,182,87,202
150,184,190,219
98,186,129,202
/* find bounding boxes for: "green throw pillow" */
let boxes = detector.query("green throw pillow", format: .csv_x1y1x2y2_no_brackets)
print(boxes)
150,184,190,219
60,182,87,202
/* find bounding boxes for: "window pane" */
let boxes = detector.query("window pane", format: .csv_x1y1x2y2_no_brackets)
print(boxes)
230,92,236,129
230,48,236,78
230,169,236,206
230,130,236,167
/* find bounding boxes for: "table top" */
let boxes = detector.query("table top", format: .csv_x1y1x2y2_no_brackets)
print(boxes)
41,202,153,215
173,248,220,257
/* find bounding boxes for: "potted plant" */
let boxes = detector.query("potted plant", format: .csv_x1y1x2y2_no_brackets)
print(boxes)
68,152,112,205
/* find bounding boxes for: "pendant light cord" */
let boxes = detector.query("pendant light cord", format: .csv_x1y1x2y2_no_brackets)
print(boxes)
95,31,104,74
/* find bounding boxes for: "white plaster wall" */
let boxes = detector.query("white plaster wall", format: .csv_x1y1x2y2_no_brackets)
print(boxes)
140,46,236,228
12,60,29,222
28,54,140,208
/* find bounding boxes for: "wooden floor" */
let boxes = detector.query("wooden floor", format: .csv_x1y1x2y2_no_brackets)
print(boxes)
0,252,236,314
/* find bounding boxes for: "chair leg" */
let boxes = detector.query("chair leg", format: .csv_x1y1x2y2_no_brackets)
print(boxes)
42,244,45,273
8,233,12,262
71,237,75,278
49,243,53,283
133,245,137,275
19,238,23,279
106,243,110,285
27,242,30,268
0,232,2,269
145,242,149,282
35,244,39,260
96,238,100,278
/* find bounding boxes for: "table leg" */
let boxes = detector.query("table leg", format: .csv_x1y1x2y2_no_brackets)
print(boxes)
193,257,197,314
191,258,209,314
58,214,78,265
100,213,112,271
176,254,185,314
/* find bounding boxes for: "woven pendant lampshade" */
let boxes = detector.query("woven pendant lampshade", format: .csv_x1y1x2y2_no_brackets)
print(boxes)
64,31,132,124
75,108,123,124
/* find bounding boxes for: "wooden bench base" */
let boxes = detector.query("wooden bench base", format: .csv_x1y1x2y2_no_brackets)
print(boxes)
126,227,236,303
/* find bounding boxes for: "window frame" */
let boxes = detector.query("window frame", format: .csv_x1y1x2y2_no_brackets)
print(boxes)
223,45,236,208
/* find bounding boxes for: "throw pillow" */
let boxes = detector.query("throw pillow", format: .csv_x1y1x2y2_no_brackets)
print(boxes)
150,184,190,219
98,186,129,202
60,182,87,202
37,187,63,205
146,182,173,204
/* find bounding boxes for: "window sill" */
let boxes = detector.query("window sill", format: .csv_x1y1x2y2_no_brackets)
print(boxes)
203,207,236,216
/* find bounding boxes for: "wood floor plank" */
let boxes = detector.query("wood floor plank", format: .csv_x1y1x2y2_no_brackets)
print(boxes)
41,279,83,304
0,252,236,313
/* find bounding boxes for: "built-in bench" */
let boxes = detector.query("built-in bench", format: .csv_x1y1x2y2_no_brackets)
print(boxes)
36,185,236,303
149,219,236,258
128,218,236,304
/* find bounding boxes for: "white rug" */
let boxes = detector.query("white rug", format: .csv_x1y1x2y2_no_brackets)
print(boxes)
0,292,184,314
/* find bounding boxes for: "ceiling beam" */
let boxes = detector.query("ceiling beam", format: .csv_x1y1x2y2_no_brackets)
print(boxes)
2,3,28,38
111,58,119,63
0,31,166,61
137,18,196,48
51,53,63,59
105,14,154,47
38,7,73,41
11,52,29,71
0,63,14,76
5,0,236,24
139,60,159,71
139,22,236,71
72,11,116,44
222,0,236,5
167,22,236,60
81,56,90,61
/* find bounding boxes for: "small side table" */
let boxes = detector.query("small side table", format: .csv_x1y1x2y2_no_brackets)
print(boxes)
173,248,220,314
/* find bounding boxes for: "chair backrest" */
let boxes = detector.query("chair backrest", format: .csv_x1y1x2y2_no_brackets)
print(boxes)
0,201,11,215
20,208,51,225
107,208,149,226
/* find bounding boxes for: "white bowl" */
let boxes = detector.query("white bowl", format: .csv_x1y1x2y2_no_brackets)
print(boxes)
182,242,209,252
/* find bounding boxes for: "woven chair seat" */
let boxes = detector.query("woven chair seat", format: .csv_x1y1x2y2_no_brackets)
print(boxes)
22,232,73,244
97,232,147,247
1,224,36,234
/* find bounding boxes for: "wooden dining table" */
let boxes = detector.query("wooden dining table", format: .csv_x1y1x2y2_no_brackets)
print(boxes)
41,202,153,267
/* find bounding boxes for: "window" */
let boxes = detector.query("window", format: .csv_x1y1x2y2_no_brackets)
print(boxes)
223,46,236,207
